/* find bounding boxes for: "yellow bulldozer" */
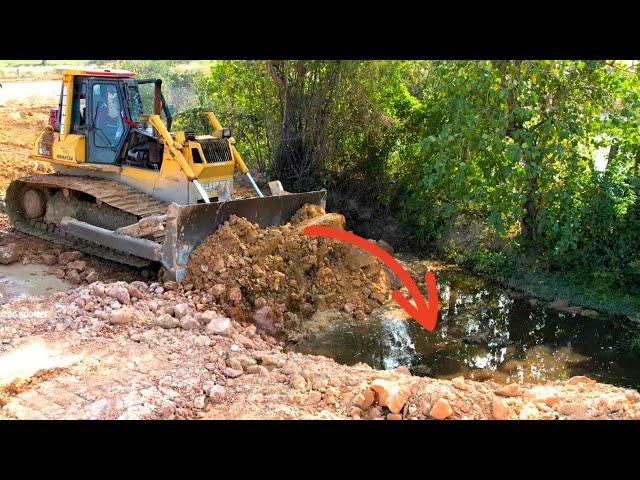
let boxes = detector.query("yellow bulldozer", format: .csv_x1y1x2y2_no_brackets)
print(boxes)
5,68,326,280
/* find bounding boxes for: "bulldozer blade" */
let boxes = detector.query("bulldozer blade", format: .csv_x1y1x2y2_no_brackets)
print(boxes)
160,190,327,281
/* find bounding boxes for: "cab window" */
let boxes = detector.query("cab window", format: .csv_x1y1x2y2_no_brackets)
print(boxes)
92,83,124,147
71,80,87,133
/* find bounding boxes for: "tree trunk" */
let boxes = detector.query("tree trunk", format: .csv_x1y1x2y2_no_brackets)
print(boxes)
494,60,538,244
266,60,342,191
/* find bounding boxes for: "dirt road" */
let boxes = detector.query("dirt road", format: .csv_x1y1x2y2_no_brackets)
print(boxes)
0,80,60,106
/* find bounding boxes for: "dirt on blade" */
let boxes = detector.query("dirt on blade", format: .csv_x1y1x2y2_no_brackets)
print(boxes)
184,205,392,340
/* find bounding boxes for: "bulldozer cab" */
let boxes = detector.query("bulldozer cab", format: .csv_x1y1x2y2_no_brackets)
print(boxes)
85,80,126,163
53,69,168,168
37,69,288,206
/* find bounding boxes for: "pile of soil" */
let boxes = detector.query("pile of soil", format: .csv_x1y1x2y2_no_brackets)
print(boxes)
184,204,391,338
0,105,53,194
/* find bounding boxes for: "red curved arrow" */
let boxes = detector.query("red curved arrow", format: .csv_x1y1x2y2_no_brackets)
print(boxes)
303,226,438,331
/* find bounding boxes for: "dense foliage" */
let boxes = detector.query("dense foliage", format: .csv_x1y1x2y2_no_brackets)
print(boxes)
102,60,640,292
399,60,640,288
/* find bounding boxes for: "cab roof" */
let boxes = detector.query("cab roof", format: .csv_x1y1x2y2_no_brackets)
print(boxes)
62,68,135,78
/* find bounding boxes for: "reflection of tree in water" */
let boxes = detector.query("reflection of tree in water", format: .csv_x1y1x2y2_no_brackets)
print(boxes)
295,259,640,388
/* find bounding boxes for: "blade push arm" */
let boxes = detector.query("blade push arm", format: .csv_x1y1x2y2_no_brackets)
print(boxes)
148,114,210,203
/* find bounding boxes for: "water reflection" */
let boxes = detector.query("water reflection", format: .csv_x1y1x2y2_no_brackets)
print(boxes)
294,257,640,389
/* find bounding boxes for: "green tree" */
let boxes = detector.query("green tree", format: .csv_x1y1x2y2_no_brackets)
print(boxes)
400,60,640,280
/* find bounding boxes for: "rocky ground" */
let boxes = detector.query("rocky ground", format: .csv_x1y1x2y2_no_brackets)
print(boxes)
184,208,393,341
1,277,639,420
1,94,640,420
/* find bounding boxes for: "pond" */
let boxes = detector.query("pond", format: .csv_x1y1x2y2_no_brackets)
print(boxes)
293,256,640,389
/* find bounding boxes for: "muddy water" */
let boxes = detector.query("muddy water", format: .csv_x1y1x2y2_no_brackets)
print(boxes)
0,264,71,300
294,256,640,389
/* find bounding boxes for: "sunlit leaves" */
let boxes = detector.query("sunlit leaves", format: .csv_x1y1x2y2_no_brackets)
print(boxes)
397,60,640,283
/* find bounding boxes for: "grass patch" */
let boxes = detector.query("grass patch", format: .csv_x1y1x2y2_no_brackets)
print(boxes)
500,268,640,321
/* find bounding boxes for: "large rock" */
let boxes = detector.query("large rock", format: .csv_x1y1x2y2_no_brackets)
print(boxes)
226,358,243,371
105,284,131,305
156,313,179,329
567,375,596,386
495,383,520,397
352,388,376,410
452,376,468,390
0,243,20,264
91,283,105,297
85,270,98,283
519,404,540,420
211,283,226,297
206,316,232,336
303,391,322,406
41,254,58,266
245,365,268,376
429,398,453,420
235,354,257,370
228,286,243,303
548,298,570,311
66,260,87,272
294,213,346,233
367,406,383,419
597,394,629,414
58,251,84,266
193,396,206,409
290,374,307,391
66,269,81,284
524,387,560,407
370,379,410,414
281,360,300,375
50,267,66,279
173,303,190,319
370,289,388,304
557,402,588,418
492,399,510,420
179,315,199,330
258,354,282,367
163,281,180,291
208,385,227,404
224,367,243,378
109,306,139,325
126,283,146,299
198,310,220,326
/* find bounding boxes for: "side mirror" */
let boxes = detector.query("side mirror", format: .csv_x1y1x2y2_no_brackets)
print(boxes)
167,104,175,116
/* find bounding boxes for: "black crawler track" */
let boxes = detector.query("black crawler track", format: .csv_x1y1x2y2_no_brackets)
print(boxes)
5,175,165,268
12,218,152,268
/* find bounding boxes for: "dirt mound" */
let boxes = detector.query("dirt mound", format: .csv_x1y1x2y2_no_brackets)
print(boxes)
0,105,53,193
184,205,391,338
